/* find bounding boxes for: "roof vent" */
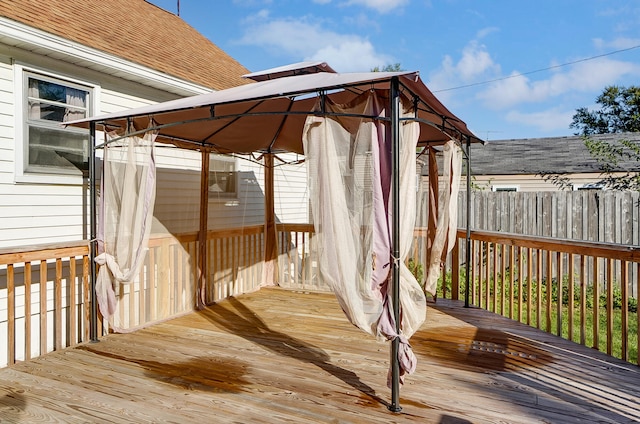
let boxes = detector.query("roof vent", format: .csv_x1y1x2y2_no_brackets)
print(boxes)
242,61,337,82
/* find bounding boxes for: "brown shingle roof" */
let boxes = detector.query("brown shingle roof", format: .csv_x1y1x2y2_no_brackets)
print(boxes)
0,0,250,90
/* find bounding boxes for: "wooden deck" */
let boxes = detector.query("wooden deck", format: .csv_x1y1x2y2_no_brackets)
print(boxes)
1,288,639,423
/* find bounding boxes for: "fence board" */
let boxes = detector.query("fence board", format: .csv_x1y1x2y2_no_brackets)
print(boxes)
448,190,640,297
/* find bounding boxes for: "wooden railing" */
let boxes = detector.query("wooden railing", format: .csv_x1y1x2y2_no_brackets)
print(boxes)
0,241,91,368
3,225,638,368
110,233,199,331
205,225,265,302
0,227,265,368
276,223,328,292
450,229,640,365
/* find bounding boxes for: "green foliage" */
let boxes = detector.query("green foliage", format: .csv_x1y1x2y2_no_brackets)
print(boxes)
371,63,404,72
584,136,640,190
407,258,424,283
445,268,639,363
542,85,640,191
570,85,640,135
537,171,574,190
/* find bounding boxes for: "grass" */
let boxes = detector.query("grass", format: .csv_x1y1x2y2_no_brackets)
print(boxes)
436,272,639,365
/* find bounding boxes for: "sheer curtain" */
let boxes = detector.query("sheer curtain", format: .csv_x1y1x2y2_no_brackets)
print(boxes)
424,140,463,295
95,129,157,332
303,90,425,384
64,87,87,121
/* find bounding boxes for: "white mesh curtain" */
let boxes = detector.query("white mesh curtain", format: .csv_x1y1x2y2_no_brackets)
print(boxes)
423,140,463,295
95,129,157,332
303,90,425,384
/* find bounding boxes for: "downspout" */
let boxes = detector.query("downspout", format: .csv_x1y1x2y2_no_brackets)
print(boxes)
389,76,402,413
89,121,98,342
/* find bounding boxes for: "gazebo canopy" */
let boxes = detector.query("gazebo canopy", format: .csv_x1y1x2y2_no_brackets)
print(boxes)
66,62,480,152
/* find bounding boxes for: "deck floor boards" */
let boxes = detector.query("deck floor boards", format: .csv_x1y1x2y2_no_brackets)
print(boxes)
1,288,639,423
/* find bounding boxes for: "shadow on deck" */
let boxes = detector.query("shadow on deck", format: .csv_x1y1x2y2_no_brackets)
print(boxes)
0,288,638,423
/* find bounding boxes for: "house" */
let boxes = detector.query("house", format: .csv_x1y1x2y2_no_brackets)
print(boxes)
416,132,640,244
463,132,640,192
0,0,309,250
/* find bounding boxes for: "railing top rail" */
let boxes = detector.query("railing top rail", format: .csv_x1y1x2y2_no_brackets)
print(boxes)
0,241,90,265
276,223,315,232
456,228,640,262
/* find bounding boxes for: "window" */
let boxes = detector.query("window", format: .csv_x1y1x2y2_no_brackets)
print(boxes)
574,183,604,191
22,71,91,177
491,185,518,192
209,154,237,198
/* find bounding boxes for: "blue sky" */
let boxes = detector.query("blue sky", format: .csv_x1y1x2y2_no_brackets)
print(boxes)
148,0,640,141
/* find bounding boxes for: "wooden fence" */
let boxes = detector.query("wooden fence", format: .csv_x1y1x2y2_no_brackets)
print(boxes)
454,190,640,244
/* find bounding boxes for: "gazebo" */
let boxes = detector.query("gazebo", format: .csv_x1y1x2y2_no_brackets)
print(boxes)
67,61,481,411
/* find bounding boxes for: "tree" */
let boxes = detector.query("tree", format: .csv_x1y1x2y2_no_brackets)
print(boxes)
371,63,403,72
569,85,640,191
570,85,640,135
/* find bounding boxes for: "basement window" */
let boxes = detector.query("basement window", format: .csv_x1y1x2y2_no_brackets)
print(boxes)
491,185,518,192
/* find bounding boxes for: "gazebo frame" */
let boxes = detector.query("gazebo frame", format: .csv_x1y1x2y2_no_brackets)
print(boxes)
69,63,481,412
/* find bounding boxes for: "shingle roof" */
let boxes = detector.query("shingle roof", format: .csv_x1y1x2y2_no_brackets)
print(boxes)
467,132,640,175
0,0,250,90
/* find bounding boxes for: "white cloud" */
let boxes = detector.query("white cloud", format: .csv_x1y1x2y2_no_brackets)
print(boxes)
505,108,575,133
343,0,409,14
343,12,381,32
236,15,392,72
477,57,640,110
428,39,501,100
310,0,409,13
456,41,500,81
593,36,640,50
476,26,499,39
307,40,391,72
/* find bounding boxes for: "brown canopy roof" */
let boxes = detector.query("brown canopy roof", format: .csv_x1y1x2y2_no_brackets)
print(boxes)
0,0,250,90
67,68,481,154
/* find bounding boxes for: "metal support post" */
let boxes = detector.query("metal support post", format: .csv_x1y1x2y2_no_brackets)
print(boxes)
465,136,471,308
89,121,99,342
388,77,402,413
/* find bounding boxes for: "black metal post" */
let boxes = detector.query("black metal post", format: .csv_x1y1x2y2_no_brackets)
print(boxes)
89,121,99,342
464,136,471,308
388,77,402,413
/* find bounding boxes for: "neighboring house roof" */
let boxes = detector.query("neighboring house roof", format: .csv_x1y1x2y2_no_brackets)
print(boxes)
468,132,640,175
0,0,250,90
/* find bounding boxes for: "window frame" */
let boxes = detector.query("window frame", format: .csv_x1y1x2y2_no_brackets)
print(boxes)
208,153,238,200
14,65,98,185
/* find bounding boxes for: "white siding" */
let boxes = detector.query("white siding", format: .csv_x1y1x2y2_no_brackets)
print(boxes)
0,43,186,249
273,156,309,224
464,174,613,192
152,151,310,235
0,56,14,187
